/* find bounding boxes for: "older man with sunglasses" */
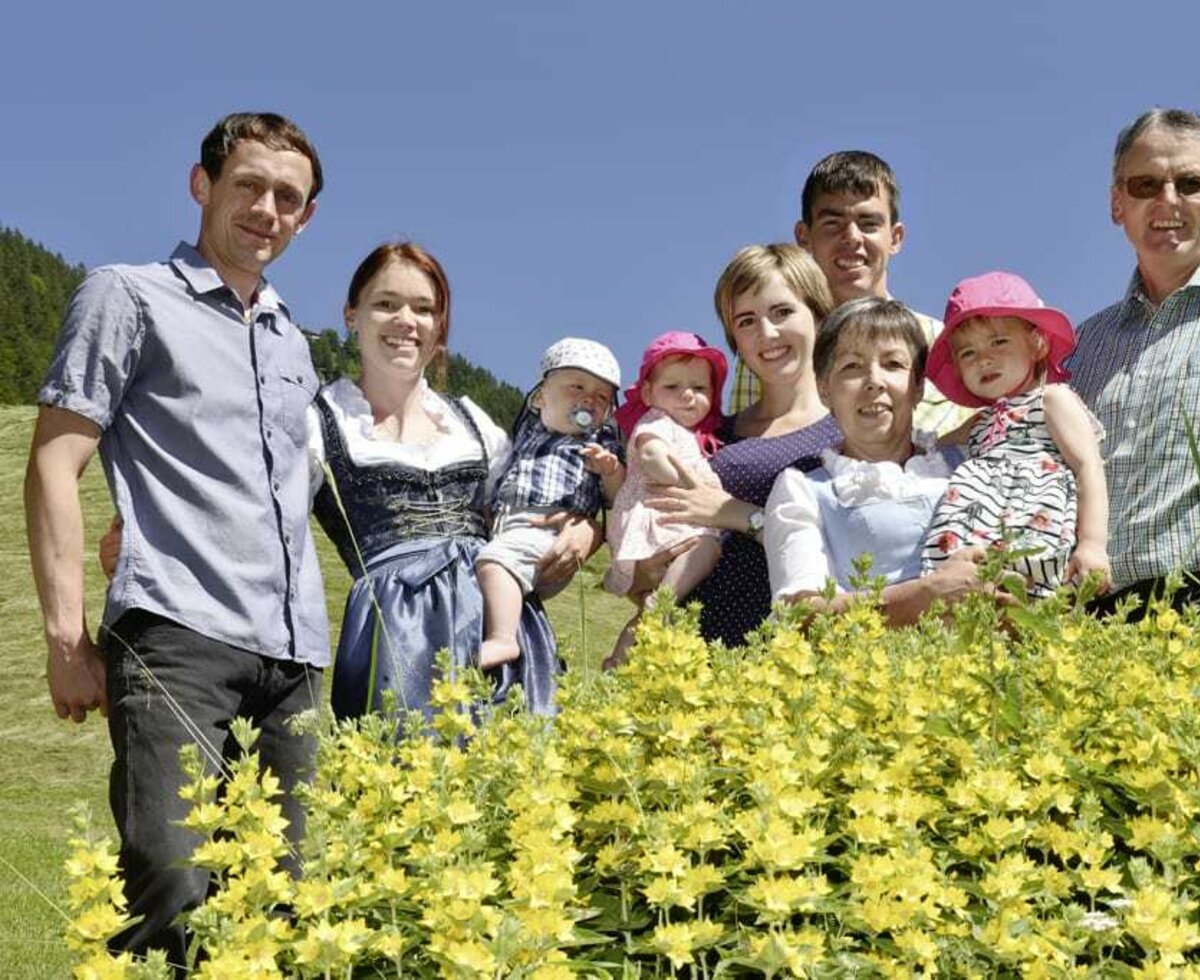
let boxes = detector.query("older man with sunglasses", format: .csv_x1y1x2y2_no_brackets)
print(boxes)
1068,107,1200,616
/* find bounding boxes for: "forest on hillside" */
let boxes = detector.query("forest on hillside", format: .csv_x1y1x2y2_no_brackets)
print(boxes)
0,228,87,403
0,228,525,427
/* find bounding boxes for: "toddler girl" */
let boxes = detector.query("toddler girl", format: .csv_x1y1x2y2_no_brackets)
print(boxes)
603,331,728,668
922,271,1111,596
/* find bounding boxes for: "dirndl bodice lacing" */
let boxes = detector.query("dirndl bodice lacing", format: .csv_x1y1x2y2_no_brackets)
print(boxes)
312,396,490,575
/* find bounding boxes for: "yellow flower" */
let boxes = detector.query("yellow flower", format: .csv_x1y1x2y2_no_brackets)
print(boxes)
647,919,723,969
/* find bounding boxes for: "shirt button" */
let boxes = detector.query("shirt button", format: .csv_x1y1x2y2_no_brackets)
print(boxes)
273,481,281,492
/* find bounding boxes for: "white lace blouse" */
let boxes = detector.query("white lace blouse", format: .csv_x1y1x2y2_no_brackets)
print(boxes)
306,377,512,499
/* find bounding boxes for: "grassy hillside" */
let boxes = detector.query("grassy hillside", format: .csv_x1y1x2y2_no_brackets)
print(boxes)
0,406,627,978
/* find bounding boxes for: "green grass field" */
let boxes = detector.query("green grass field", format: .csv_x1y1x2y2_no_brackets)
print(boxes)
0,405,629,979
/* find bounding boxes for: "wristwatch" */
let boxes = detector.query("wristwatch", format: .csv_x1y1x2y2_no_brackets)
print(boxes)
746,509,765,538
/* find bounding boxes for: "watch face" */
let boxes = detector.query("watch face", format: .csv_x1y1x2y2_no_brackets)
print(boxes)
748,510,765,532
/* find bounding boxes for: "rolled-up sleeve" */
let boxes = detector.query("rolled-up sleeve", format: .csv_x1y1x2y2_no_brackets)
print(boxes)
765,468,833,601
37,268,142,428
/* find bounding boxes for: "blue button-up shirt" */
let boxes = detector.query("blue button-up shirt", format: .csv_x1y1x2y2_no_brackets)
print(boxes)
38,242,330,666
1067,265,1200,590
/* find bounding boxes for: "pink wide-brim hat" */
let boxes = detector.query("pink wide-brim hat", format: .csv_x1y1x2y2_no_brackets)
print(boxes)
926,270,1076,408
613,330,728,443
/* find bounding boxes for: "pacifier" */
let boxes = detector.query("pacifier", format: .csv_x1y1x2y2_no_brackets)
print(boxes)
569,406,597,435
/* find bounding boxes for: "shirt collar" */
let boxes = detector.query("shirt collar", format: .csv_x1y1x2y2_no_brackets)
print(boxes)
169,241,290,326
1124,263,1200,308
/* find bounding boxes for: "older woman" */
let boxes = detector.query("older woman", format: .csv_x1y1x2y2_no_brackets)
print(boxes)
763,297,987,624
309,242,592,718
644,244,842,646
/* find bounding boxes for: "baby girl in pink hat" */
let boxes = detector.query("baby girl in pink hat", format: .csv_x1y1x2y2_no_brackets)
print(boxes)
603,331,728,668
922,271,1111,596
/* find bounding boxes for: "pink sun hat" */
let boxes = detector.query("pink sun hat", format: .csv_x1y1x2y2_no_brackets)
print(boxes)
614,330,728,455
925,270,1077,408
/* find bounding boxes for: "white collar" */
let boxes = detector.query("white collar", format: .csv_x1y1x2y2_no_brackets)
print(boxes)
324,377,455,441
820,430,952,506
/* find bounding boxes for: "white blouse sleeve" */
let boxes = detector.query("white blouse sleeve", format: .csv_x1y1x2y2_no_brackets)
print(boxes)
306,402,326,504
458,396,513,500
764,468,835,601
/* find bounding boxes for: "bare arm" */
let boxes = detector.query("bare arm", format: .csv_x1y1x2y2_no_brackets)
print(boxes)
635,433,685,485
1042,384,1111,589
645,451,757,533
579,442,626,504
782,548,993,628
25,406,108,722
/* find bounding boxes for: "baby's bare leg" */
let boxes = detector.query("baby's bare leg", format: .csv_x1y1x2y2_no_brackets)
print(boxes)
477,561,523,668
656,535,722,605
604,538,721,671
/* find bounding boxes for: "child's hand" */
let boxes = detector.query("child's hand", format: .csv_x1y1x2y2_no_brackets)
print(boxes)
1067,541,1112,593
580,443,620,476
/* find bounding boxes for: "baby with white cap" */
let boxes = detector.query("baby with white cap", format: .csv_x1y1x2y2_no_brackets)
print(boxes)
477,338,625,668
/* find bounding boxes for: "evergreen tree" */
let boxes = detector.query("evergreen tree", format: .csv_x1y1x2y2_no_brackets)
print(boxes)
1,226,525,427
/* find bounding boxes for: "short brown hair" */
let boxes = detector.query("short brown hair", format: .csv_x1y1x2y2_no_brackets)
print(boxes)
346,242,452,385
812,297,928,382
200,112,324,202
713,244,835,352
801,150,900,226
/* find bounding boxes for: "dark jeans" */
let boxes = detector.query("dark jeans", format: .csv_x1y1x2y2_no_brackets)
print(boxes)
104,610,323,973
1087,574,1200,622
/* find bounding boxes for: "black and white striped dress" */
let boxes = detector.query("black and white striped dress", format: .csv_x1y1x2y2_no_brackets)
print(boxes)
921,387,1075,596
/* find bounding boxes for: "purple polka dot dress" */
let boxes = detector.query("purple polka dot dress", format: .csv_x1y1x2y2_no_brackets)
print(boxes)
693,413,842,646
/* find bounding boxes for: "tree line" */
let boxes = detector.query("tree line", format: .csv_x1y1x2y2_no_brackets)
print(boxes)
0,228,525,428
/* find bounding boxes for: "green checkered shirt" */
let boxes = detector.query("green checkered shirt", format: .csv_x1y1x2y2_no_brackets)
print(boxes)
1068,266,1200,589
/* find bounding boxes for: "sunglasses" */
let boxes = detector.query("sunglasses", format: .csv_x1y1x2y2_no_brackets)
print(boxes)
1119,172,1200,199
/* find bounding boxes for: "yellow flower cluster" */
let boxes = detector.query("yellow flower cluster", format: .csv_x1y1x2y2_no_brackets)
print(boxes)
66,591,1200,975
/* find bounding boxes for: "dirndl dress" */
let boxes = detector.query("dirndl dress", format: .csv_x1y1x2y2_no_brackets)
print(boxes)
312,395,560,720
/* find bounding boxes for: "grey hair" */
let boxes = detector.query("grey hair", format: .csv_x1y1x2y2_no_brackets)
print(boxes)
812,297,928,382
1112,108,1200,182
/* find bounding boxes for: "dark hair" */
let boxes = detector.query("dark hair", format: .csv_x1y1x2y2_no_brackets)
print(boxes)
812,297,927,382
1112,107,1200,181
346,242,452,386
801,150,900,226
200,112,324,202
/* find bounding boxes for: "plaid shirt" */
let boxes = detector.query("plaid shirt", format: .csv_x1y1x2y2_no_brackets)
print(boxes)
1067,265,1200,589
492,414,623,517
726,308,972,436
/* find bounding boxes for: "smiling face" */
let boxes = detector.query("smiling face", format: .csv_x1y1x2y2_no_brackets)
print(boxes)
345,260,444,384
795,187,904,303
533,367,616,434
729,270,819,387
818,331,921,461
191,139,315,297
642,355,714,429
950,316,1046,403
1112,125,1200,300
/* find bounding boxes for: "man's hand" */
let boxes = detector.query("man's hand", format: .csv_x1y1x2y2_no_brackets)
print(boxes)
46,633,108,723
1067,541,1112,593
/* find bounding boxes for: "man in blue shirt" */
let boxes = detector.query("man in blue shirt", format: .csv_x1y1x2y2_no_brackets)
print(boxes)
25,112,329,967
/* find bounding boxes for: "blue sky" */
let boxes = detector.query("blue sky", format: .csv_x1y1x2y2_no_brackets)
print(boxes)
2,1,1194,393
